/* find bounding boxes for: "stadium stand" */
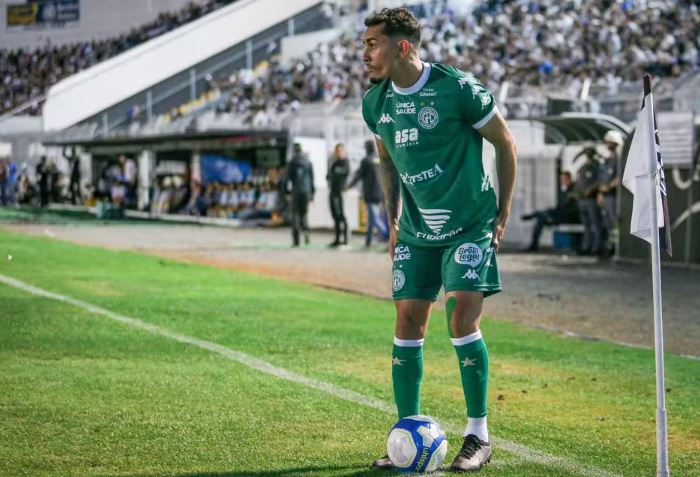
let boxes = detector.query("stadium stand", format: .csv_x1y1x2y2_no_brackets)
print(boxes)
117,0,700,135
4,1,699,122
0,0,238,115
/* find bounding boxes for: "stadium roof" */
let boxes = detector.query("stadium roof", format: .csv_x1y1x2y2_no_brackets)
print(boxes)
532,113,632,145
42,129,288,154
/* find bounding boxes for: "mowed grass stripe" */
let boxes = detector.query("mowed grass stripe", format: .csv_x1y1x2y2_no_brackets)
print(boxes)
0,277,586,477
0,272,624,477
1,229,698,476
0,285,403,477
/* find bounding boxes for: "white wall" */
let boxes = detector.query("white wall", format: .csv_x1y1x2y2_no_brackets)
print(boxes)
0,0,209,49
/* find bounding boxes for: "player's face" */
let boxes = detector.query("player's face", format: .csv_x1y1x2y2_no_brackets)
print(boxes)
363,25,398,84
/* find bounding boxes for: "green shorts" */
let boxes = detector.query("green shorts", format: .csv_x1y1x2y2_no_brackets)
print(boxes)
391,232,502,301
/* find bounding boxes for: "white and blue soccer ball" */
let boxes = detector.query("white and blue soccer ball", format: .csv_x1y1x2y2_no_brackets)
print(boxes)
386,415,448,473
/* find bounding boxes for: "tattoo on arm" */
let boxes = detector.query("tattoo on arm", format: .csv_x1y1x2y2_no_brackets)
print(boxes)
377,141,400,229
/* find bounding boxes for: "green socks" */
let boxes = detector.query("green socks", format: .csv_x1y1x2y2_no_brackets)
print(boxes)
392,337,424,418
452,330,489,418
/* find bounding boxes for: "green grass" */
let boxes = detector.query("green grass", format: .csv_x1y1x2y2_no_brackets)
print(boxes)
0,229,698,477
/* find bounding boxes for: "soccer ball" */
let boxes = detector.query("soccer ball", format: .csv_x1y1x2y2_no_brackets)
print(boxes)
386,415,448,473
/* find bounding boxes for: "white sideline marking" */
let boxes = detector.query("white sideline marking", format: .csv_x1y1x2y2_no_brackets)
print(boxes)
0,273,623,477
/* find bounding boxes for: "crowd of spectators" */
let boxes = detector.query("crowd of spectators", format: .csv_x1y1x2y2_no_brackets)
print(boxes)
0,154,73,207
180,0,700,128
152,173,280,221
207,32,367,127
430,0,700,93
6,1,699,121
0,0,238,114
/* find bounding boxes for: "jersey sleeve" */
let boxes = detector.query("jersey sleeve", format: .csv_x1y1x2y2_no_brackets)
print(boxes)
361,92,378,134
456,75,498,130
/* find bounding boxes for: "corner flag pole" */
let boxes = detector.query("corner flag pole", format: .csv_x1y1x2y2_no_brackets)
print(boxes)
644,75,670,477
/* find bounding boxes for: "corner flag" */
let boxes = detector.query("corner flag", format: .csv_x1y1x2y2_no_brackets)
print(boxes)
622,75,673,256
622,74,672,477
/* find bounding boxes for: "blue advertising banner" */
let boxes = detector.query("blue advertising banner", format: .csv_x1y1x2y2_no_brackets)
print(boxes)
7,0,80,27
200,155,251,184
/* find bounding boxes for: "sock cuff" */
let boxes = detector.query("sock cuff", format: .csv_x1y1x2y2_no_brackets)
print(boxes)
394,337,424,347
451,330,482,347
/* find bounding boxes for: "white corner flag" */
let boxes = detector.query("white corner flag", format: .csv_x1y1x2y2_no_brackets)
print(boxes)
622,75,673,256
622,74,671,477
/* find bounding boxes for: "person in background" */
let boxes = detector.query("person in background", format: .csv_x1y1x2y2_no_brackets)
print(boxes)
36,156,50,207
120,155,138,208
6,158,17,206
598,130,624,258
238,182,255,212
347,139,388,247
281,143,315,247
574,147,603,256
326,143,350,247
521,171,579,251
65,147,82,205
0,158,8,206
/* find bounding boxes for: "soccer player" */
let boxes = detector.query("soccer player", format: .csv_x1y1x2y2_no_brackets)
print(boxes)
361,8,517,472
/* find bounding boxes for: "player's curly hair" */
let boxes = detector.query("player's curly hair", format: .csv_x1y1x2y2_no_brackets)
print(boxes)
364,7,421,46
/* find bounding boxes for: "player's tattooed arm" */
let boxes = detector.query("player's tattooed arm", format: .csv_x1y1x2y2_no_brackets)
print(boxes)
376,137,400,257
478,110,517,251
375,137,400,228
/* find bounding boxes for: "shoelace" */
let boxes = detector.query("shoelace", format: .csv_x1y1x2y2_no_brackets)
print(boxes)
458,436,482,458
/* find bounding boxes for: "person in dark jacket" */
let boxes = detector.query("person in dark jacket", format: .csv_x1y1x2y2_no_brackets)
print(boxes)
282,143,315,246
521,172,580,251
326,143,350,247
36,156,50,207
348,139,388,246
64,147,82,205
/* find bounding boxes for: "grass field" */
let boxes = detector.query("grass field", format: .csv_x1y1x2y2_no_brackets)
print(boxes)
0,228,698,477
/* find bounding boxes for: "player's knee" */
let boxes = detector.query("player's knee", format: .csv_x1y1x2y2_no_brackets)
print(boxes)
446,294,482,336
395,306,430,338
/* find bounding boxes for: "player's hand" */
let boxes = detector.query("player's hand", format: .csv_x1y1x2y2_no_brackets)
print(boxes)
491,211,509,252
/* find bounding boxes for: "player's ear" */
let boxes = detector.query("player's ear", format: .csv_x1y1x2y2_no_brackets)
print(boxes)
398,39,410,58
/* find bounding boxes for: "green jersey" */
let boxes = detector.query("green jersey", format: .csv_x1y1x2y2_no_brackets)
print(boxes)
362,62,499,247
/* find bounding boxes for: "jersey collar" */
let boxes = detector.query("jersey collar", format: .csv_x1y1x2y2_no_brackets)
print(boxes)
391,62,431,95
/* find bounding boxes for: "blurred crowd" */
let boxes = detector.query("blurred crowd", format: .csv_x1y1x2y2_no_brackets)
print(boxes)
0,149,82,207
429,0,700,92
5,1,699,120
0,0,237,114
188,181,279,219
184,0,700,128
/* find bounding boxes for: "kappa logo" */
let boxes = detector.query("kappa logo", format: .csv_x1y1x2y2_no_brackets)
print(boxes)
458,76,477,90
454,242,483,267
461,269,479,280
418,208,451,234
378,113,394,124
470,85,481,99
480,175,492,192
418,106,439,129
392,269,406,291
481,95,492,109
